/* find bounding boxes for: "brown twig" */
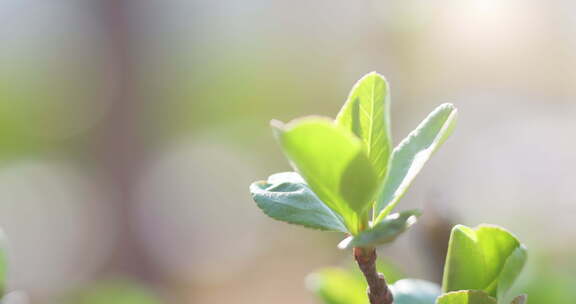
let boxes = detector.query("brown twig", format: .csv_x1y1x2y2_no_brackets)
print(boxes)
353,247,394,304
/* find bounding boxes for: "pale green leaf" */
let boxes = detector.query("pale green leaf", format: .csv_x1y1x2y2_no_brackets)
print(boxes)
250,172,348,232
336,72,392,182
338,210,421,249
272,118,378,234
436,290,497,304
498,247,527,303
374,103,457,222
441,225,526,299
391,279,441,304
442,225,485,292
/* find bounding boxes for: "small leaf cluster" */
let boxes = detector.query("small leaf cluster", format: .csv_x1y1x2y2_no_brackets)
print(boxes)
249,71,529,303
250,72,457,247
438,224,527,304
309,224,528,304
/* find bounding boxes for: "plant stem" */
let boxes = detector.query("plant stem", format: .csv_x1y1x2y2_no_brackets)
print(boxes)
353,247,393,304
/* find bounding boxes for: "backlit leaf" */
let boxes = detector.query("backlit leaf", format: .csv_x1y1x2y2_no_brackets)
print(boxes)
441,224,527,299
374,103,457,222
272,118,378,234
498,247,527,303
336,72,392,183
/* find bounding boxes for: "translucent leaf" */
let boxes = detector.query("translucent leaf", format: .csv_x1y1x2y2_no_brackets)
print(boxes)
498,247,527,303
441,224,527,300
374,103,457,222
272,118,378,234
336,72,392,183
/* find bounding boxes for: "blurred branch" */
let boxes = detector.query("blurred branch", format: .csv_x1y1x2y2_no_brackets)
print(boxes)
94,0,157,282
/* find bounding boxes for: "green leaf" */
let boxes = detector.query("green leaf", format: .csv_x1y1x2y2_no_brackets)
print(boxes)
436,290,497,304
307,267,368,304
374,103,457,222
272,118,378,234
250,172,348,232
441,225,527,299
391,279,441,304
510,294,527,304
338,210,421,249
336,72,392,183
498,247,527,303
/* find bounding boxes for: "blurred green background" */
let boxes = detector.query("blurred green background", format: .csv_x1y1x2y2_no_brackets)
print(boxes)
0,0,575,303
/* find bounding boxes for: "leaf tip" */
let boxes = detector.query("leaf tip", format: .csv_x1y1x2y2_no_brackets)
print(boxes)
476,223,523,243
337,236,353,250
439,102,456,109
451,224,476,241
270,119,286,139
440,103,458,119
248,180,266,193
365,70,387,80
270,119,286,130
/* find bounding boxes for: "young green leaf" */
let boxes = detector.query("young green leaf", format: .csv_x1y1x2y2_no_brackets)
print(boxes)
338,210,421,249
510,294,527,304
272,118,378,234
441,225,527,299
250,172,348,232
390,279,441,304
498,247,528,303
374,103,457,222
436,290,497,304
336,72,392,183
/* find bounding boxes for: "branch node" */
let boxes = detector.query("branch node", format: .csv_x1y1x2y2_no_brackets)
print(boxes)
353,247,393,304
